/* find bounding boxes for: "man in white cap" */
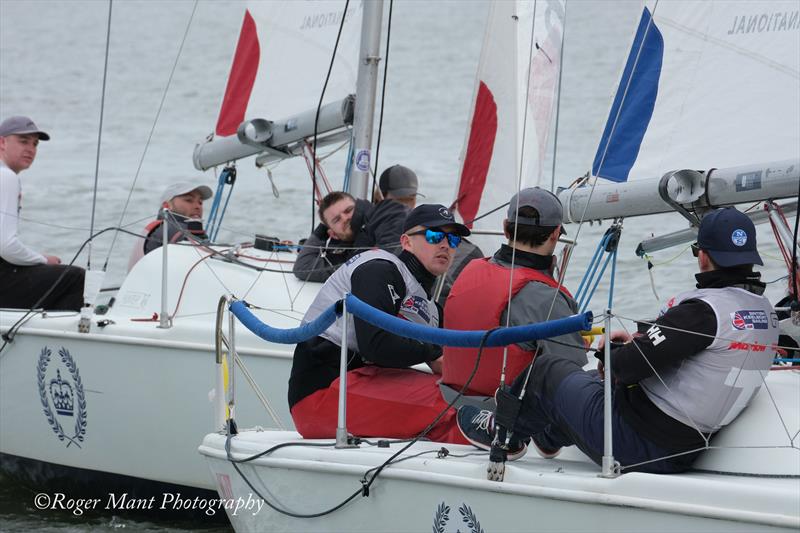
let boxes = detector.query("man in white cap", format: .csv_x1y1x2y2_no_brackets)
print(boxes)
128,181,213,270
0,115,85,311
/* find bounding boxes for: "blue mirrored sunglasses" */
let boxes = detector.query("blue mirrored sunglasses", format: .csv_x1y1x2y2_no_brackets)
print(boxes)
410,228,462,248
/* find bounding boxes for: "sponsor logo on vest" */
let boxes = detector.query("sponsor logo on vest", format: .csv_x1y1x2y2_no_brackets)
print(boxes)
387,283,400,305
36,346,87,447
728,341,770,352
730,309,769,330
646,323,667,346
401,295,431,323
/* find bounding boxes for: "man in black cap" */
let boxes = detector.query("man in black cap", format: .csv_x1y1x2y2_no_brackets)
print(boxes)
363,165,422,253
442,187,585,399
288,204,472,444
457,207,779,472
0,116,85,311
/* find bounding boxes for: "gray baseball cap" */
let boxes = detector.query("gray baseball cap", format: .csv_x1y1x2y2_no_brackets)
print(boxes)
379,165,424,197
0,116,50,140
160,181,213,204
507,187,566,234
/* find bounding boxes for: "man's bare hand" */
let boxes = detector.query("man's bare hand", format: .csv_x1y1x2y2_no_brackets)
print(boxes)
44,255,61,265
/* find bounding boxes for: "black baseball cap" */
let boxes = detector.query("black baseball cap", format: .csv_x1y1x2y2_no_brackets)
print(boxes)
379,165,424,197
697,207,762,267
403,204,470,236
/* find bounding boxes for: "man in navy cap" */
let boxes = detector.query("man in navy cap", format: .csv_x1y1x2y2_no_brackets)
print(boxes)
457,207,779,472
0,116,85,311
288,204,472,444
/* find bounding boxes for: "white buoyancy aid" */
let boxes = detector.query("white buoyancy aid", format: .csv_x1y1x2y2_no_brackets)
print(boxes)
642,287,778,434
302,249,439,353
126,219,162,272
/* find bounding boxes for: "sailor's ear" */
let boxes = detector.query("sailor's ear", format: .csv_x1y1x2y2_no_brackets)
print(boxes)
162,201,171,209
400,233,413,253
502,219,511,239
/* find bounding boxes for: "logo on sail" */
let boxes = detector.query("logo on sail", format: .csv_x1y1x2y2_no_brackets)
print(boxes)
37,346,87,447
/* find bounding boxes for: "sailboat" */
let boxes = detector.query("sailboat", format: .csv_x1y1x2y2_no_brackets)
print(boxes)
0,0,367,508
198,0,800,531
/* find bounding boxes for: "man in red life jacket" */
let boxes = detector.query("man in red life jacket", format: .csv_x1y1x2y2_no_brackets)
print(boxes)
127,181,212,271
288,204,472,444
442,187,587,398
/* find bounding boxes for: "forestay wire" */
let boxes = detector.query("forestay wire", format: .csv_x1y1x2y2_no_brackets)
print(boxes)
87,0,113,271
103,0,199,270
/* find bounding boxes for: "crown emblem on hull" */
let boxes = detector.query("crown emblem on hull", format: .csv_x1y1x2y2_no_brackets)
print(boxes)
37,346,87,447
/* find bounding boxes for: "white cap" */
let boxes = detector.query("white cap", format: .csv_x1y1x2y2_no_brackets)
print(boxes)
160,181,213,204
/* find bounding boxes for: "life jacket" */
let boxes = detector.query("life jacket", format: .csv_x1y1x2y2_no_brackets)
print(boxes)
442,258,572,396
127,219,163,272
641,286,778,433
303,249,439,353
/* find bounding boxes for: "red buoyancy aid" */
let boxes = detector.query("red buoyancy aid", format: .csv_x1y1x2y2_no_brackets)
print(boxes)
442,258,573,396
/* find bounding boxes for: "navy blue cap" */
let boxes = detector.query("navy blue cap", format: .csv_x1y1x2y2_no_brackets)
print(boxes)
403,204,470,236
697,207,762,267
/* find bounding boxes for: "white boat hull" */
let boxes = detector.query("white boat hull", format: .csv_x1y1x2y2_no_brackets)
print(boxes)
0,245,314,497
199,372,800,532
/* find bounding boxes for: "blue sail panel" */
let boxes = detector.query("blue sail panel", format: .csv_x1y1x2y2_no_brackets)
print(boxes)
592,7,664,183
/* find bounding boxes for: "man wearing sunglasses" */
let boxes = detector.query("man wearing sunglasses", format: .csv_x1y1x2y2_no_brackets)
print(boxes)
288,204,473,444
442,187,586,400
457,207,778,472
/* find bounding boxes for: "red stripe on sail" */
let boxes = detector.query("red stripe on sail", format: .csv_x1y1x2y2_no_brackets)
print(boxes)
456,81,497,228
215,10,260,137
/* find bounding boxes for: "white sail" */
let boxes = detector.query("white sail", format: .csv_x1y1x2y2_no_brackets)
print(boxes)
215,1,363,137
454,0,565,250
593,0,800,183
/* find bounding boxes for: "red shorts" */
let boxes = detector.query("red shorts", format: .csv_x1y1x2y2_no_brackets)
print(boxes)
291,366,468,445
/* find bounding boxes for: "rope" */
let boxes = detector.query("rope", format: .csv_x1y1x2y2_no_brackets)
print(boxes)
370,0,393,201
311,0,350,231
88,0,113,270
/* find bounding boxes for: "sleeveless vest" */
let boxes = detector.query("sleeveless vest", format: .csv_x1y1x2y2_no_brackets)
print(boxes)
127,219,162,272
302,249,439,353
442,258,573,396
642,287,778,433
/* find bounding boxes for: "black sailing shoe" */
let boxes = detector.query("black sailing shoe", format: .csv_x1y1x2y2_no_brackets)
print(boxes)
456,405,528,461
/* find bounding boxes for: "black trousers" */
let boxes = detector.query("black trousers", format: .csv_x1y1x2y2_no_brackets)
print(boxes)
0,259,85,311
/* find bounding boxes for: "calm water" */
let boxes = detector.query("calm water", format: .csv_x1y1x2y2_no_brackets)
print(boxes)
0,0,791,530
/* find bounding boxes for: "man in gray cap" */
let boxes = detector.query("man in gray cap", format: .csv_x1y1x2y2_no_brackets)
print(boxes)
128,181,213,270
0,116,85,311
441,187,585,401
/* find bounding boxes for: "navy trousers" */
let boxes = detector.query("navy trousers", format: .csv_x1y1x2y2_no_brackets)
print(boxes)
509,354,698,474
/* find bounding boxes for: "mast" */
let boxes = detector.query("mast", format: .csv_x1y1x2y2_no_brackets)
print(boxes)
348,0,384,199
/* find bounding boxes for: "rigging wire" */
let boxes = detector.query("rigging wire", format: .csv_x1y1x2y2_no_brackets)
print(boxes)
87,0,113,270
102,0,199,269
371,0,393,202
311,0,351,232
791,177,799,303
222,327,496,519
549,0,567,193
